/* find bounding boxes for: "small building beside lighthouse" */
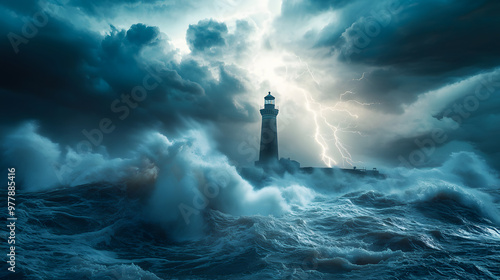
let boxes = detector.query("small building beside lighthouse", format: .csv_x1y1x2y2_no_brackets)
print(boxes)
256,92,279,166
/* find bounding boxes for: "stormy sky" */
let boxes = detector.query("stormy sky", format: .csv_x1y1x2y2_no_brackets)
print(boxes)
1,0,500,173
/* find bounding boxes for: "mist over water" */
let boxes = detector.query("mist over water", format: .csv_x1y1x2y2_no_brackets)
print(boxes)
1,123,500,279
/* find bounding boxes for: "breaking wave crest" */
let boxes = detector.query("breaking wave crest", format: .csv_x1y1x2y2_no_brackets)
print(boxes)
1,122,499,279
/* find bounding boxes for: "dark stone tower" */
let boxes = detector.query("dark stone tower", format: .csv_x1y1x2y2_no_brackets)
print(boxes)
256,92,279,166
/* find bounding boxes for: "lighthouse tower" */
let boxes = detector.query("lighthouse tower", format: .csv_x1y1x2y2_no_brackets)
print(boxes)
256,92,279,166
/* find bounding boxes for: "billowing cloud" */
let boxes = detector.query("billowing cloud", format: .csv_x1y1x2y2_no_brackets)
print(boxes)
0,2,255,161
335,0,500,73
126,23,161,46
265,0,500,170
186,19,228,52
1,0,499,177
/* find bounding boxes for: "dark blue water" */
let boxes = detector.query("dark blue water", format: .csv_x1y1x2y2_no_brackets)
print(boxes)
3,173,500,280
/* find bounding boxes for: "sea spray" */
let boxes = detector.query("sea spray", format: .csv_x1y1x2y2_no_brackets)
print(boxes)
146,130,313,239
1,122,499,279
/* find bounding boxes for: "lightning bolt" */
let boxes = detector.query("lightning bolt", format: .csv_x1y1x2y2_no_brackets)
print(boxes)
352,72,367,81
294,56,374,167
303,92,358,167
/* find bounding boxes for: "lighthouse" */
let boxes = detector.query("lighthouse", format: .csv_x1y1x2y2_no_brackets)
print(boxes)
256,92,279,166
238,91,383,180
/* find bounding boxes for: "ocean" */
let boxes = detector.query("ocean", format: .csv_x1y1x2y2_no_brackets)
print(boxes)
2,133,500,280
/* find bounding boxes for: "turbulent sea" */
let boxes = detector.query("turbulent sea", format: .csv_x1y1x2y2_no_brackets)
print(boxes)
4,173,500,279
2,130,500,280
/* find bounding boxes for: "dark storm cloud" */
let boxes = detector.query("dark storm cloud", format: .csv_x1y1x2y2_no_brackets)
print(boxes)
0,4,254,157
185,18,255,65
126,23,160,46
339,69,462,113
272,0,500,170
280,0,500,112
186,19,228,52
335,0,500,74
65,0,165,15
332,0,500,109
1,0,499,172
0,0,40,14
